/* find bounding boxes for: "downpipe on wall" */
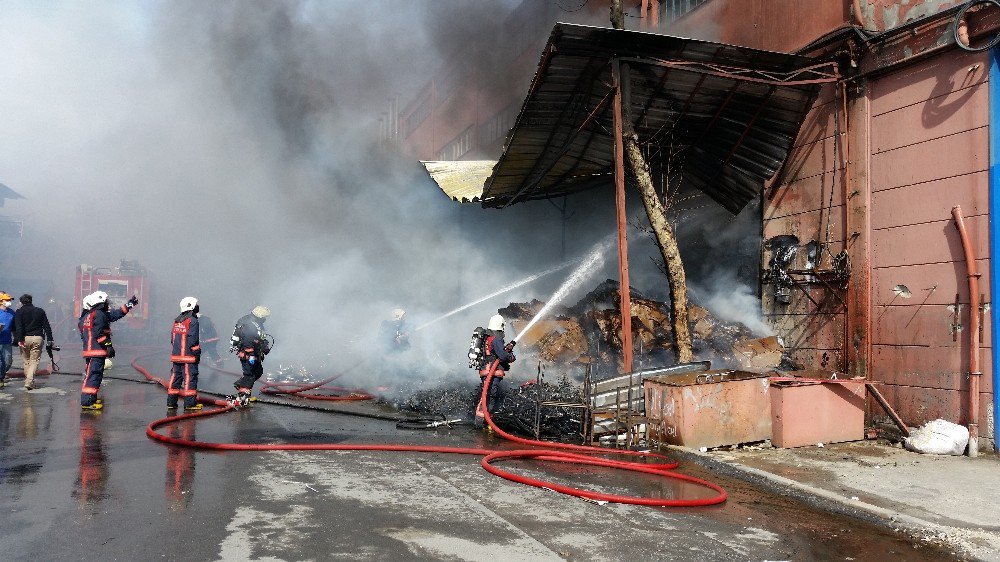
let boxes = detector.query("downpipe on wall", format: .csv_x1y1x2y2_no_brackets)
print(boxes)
953,206,981,457
990,45,1000,452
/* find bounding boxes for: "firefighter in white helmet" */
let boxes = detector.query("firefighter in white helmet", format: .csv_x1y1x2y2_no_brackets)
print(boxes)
78,290,138,410
378,307,410,352
167,297,202,411
474,313,515,428
228,305,272,408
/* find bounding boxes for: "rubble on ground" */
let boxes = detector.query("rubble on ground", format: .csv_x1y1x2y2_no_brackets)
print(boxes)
390,279,777,440
500,279,767,380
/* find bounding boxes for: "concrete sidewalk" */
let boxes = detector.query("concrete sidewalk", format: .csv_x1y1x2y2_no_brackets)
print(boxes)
674,440,1000,561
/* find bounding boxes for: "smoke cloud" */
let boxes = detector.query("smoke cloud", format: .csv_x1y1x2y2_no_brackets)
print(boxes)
0,1,767,388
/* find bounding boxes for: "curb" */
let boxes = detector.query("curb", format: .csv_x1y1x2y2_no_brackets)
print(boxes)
670,446,991,560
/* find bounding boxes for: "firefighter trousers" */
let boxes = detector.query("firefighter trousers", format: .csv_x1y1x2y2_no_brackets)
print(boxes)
167,362,199,408
81,357,106,406
234,357,263,393
474,368,506,425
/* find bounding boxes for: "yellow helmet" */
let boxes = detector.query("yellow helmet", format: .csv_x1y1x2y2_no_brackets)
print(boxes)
251,305,270,320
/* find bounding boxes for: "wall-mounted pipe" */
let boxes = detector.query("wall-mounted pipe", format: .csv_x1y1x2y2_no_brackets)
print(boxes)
990,46,1000,452
952,206,981,457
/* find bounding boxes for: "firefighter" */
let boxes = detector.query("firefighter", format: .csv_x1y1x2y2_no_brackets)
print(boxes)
474,314,515,428
198,314,223,366
229,305,272,408
78,291,138,410
168,297,202,411
378,308,410,352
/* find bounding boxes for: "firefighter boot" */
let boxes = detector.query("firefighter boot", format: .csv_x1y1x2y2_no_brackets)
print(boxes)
82,399,103,411
238,391,251,408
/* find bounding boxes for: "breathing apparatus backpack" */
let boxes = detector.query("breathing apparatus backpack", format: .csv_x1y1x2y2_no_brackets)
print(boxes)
468,327,489,370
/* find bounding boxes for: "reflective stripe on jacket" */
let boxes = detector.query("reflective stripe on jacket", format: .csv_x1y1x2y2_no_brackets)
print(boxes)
170,311,200,364
78,305,129,358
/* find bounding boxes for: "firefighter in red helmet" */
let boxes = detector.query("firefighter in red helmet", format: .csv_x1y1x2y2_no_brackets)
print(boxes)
168,297,202,411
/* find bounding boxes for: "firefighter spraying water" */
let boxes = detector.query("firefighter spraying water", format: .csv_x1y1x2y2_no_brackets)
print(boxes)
466,237,612,427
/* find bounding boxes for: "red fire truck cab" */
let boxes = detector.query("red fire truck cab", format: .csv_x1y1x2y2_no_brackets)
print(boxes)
74,260,151,337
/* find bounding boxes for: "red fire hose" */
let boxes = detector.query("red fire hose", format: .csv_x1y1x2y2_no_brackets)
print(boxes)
209,363,374,401
136,354,727,507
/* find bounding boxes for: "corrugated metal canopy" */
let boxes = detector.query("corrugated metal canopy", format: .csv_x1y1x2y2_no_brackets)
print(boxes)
478,23,834,213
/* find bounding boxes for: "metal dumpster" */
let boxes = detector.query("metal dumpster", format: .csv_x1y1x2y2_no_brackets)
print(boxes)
644,370,771,448
769,378,866,448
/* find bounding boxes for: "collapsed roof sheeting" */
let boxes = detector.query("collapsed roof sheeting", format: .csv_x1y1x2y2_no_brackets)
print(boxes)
421,160,496,203
479,23,834,213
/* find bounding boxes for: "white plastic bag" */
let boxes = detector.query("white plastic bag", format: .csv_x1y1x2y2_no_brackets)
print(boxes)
904,419,970,455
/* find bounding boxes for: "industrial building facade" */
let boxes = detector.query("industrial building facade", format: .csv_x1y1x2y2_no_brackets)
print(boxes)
401,0,1000,451
666,0,998,451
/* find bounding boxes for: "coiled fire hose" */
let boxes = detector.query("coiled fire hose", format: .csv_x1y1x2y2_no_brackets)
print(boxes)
137,353,727,507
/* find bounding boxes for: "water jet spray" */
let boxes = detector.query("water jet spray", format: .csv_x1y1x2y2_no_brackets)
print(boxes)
514,237,614,343
415,260,575,331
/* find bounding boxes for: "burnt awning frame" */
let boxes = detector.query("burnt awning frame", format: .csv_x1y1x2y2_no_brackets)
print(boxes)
481,23,839,214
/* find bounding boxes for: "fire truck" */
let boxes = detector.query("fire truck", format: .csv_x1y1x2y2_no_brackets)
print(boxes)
74,260,152,338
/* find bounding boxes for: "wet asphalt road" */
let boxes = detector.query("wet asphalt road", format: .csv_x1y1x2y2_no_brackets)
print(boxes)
0,352,961,561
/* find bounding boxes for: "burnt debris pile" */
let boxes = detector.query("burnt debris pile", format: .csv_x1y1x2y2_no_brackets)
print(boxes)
390,279,770,440
500,279,757,378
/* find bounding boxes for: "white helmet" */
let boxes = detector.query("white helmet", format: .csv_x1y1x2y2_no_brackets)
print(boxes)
488,314,505,331
391,308,406,321
84,291,109,309
180,297,198,312
251,305,270,320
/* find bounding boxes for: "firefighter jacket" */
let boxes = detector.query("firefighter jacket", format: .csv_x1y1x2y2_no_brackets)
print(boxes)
78,304,130,358
232,314,271,360
170,311,201,364
484,330,514,371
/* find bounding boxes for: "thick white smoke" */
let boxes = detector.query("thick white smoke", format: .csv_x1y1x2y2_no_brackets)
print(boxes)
0,1,767,389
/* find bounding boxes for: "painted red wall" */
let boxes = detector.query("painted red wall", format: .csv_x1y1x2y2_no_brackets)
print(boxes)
763,84,849,371
867,49,992,432
666,0,850,52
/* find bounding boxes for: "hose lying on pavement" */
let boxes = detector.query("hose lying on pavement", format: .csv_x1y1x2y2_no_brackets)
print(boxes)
209,364,374,401
136,353,727,507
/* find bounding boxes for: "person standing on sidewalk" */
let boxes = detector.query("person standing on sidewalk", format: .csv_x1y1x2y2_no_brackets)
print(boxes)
0,292,15,389
12,294,53,391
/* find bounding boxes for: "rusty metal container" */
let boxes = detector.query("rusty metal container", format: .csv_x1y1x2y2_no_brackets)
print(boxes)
644,370,772,449
770,380,866,448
